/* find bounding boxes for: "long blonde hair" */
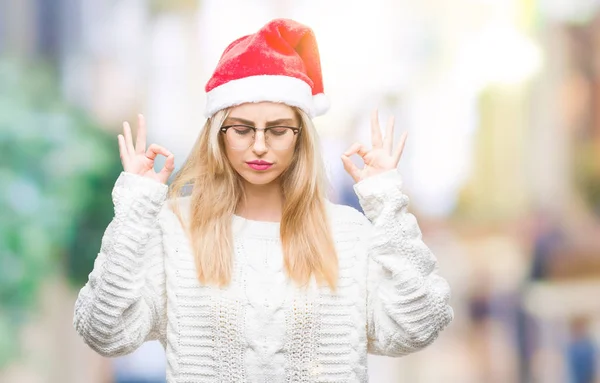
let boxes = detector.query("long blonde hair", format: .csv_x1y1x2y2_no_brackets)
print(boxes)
168,107,338,290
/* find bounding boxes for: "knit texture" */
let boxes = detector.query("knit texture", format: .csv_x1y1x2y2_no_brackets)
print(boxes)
73,169,453,382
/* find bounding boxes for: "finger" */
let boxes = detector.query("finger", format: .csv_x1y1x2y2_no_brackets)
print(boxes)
384,115,395,153
344,142,369,158
158,154,175,183
371,109,383,148
117,135,129,168
146,143,172,160
135,114,147,154
341,154,361,183
123,121,135,155
392,131,408,165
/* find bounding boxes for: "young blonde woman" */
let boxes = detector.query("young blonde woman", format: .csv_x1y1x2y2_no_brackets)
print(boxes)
73,18,453,382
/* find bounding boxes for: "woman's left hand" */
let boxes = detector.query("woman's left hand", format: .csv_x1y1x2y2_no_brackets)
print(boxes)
341,109,408,183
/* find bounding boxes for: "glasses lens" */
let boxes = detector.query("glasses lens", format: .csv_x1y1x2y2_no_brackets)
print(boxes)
266,127,295,150
225,126,254,150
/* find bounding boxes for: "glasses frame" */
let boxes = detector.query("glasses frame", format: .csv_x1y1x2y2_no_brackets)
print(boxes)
219,124,301,151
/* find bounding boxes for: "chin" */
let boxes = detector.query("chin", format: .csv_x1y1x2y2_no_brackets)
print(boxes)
240,170,281,186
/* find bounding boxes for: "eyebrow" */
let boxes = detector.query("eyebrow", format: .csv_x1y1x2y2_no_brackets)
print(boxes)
224,117,298,126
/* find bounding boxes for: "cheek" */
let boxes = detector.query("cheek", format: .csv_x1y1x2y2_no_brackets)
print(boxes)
225,147,249,178
277,149,295,170
225,146,242,167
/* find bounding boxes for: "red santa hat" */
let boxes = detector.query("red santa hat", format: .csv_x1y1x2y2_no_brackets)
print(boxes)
204,18,329,118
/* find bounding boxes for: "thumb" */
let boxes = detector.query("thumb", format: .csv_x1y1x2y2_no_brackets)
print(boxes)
341,154,361,183
158,153,175,184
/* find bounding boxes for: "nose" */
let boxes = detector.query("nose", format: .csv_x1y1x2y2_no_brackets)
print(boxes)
251,130,268,155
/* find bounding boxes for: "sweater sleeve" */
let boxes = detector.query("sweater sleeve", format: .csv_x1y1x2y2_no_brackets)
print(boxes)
73,172,168,357
354,169,453,357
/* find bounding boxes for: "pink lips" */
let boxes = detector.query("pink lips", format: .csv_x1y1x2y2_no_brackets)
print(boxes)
246,160,273,171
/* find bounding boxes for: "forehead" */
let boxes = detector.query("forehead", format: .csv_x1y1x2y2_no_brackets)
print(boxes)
227,102,297,122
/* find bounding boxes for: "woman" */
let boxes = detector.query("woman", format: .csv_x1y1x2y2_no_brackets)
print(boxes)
73,18,453,382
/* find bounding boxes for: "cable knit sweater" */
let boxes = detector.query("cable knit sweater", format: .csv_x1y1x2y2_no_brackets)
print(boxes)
73,169,453,382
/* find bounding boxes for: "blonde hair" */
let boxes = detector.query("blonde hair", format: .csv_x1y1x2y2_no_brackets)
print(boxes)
168,107,338,290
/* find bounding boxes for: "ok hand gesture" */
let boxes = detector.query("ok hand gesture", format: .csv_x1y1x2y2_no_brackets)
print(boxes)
341,110,408,183
118,114,175,184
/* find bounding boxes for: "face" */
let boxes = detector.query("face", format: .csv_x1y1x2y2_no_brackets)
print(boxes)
222,102,300,187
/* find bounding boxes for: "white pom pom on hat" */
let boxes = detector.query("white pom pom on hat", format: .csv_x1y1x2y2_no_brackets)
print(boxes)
204,18,330,118
312,93,330,116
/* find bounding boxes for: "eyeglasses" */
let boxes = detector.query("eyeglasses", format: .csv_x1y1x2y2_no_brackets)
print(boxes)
220,125,301,151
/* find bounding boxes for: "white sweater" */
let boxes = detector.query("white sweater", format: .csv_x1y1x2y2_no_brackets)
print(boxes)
73,169,453,382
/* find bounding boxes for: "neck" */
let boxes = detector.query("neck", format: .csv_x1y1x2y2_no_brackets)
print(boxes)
236,179,283,222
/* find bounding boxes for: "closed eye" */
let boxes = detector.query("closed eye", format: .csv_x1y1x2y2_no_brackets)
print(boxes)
228,125,254,135
268,127,292,136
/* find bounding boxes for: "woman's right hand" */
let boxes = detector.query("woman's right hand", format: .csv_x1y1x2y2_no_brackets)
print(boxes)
118,114,175,184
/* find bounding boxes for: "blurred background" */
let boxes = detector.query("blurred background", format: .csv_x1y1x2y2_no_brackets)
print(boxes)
2,0,600,382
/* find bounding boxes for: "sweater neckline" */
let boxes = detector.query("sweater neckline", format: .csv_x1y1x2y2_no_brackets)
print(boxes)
232,214,280,239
